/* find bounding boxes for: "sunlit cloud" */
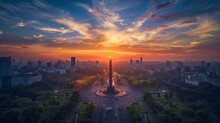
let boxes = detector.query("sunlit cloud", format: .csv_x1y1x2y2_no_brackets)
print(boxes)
77,3,100,17
188,18,220,39
78,1,124,29
190,41,200,46
131,16,148,29
16,22,25,27
55,18,91,37
34,34,44,39
23,36,32,39
36,27,72,34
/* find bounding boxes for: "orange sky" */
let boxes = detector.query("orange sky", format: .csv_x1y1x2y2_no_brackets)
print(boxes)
1,44,219,61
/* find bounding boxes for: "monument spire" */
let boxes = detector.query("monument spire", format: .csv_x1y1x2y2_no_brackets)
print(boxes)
96,56,126,96
107,56,114,93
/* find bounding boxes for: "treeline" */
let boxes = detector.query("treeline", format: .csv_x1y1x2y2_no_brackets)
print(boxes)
127,103,143,123
143,90,210,123
0,89,80,123
77,103,95,123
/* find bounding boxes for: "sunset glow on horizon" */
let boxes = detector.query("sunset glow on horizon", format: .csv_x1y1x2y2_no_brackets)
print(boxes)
0,0,220,61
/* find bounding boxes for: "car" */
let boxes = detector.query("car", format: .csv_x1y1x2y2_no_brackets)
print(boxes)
106,107,112,111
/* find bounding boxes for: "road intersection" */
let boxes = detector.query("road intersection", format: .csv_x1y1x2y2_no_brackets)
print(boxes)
80,74,143,123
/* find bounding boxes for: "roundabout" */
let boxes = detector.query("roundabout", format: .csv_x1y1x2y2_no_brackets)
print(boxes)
96,87,127,97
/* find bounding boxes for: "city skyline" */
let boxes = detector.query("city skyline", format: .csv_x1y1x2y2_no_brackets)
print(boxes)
0,0,220,61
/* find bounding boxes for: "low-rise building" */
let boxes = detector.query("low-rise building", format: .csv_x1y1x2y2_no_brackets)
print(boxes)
185,73,207,86
11,74,42,87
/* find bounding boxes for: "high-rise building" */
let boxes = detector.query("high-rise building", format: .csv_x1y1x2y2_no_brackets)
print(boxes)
70,57,76,73
27,60,32,68
95,61,99,64
71,57,76,67
38,61,42,67
0,57,12,88
130,59,133,64
0,57,11,77
47,62,52,68
140,57,143,63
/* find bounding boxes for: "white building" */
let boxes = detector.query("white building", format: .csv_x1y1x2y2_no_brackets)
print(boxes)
185,73,207,86
185,73,220,86
59,69,66,74
11,74,42,87
45,68,67,74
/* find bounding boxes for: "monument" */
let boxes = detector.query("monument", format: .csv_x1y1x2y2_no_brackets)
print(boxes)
107,56,115,93
96,56,126,97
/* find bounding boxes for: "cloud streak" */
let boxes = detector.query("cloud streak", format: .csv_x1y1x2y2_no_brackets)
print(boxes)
36,27,73,34
55,18,92,37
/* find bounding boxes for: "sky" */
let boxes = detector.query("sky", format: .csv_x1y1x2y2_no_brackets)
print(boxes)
0,0,220,61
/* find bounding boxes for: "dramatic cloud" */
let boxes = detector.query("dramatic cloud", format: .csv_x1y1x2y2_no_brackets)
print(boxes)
78,2,124,29
55,18,92,37
188,19,220,39
0,0,220,60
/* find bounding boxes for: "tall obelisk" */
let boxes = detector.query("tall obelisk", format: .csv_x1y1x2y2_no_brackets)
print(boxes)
107,56,114,93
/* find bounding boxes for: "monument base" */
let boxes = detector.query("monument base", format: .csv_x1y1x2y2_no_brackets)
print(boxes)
107,86,115,94
96,87,126,97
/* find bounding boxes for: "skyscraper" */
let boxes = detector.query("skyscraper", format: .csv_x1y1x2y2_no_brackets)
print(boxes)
0,57,11,77
0,57,12,88
130,59,133,64
38,61,42,67
71,57,76,67
47,62,52,68
140,57,143,63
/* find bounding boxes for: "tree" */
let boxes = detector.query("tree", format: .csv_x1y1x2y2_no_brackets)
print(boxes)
181,108,195,118
143,90,153,101
18,106,41,123
183,118,197,123
196,109,209,122
164,93,169,100
0,94,11,100
70,90,80,102
169,91,173,98
15,98,33,108
0,108,21,123
157,93,161,97
169,114,182,123
214,99,220,117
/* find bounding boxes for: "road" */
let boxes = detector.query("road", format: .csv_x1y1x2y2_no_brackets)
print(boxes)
80,74,143,123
